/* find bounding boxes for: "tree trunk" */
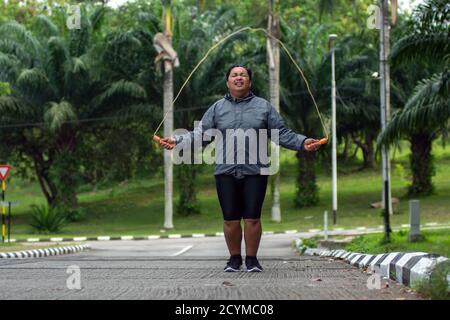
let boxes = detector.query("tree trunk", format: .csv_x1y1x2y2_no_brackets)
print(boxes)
409,132,434,196
54,129,79,211
351,132,375,169
22,136,58,208
176,164,200,216
294,150,319,208
380,0,393,217
363,132,375,169
32,153,57,207
176,110,201,216
162,0,174,229
338,134,349,160
268,0,281,222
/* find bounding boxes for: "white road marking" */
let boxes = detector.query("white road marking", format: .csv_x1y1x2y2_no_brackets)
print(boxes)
171,245,194,256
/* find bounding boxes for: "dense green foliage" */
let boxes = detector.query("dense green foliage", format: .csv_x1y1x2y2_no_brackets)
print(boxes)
0,0,448,225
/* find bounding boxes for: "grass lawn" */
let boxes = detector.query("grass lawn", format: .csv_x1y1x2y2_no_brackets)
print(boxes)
345,229,450,257
3,142,450,240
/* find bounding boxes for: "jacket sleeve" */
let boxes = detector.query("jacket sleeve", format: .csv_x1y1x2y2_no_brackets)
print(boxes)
173,103,216,147
267,103,307,151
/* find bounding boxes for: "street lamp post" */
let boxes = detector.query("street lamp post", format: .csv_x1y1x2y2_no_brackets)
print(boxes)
329,34,338,225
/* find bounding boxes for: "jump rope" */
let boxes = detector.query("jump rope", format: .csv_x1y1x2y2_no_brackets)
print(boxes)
152,27,329,149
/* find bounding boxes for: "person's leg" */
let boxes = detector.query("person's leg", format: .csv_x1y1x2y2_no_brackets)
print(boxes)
243,218,261,256
223,220,242,256
242,175,268,270
215,175,244,264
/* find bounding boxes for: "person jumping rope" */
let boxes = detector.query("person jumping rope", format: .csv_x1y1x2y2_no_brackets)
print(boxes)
157,65,321,272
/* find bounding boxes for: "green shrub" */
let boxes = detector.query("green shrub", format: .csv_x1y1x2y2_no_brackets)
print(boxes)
302,237,318,248
30,205,66,234
414,261,449,300
58,206,86,222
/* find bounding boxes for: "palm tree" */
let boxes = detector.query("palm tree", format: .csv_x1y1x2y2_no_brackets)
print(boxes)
378,0,449,196
171,5,243,216
0,6,152,210
332,32,380,169
279,22,329,207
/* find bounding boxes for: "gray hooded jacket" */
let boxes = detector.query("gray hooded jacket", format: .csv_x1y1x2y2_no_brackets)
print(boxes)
174,92,307,177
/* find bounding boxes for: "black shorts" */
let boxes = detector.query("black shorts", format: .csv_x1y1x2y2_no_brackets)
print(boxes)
215,174,268,221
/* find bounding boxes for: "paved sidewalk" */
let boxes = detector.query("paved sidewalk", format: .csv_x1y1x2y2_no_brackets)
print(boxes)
0,234,423,300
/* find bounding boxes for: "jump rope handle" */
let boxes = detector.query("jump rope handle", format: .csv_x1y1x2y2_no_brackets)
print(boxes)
153,135,176,149
309,137,328,148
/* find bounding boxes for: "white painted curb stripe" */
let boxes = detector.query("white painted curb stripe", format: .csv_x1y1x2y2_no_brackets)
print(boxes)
359,254,374,268
350,254,363,265
0,245,90,259
379,252,401,276
120,236,134,240
192,234,205,238
394,252,427,283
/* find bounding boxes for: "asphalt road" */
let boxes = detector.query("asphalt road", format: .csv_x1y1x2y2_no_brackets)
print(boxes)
0,234,423,300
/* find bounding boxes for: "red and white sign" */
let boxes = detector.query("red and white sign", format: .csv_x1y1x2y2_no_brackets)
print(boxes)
0,165,11,181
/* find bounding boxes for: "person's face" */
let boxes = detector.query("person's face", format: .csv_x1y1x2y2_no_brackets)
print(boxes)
226,67,251,95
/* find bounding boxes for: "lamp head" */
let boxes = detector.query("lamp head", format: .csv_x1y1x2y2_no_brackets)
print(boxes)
328,34,338,49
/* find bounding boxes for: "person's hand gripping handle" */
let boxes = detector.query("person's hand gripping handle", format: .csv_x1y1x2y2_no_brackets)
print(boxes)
303,137,328,152
153,135,176,150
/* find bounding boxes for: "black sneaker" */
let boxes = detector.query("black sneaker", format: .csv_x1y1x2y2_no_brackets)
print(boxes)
224,255,242,272
245,256,263,272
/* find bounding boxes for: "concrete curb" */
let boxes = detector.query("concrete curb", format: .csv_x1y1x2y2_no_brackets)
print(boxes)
9,223,450,244
299,245,449,288
0,244,91,259
13,230,302,243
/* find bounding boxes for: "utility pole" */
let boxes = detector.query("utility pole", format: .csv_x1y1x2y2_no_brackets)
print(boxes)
268,0,281,222
379,0,392,240
162,0,174,229
329,34,338,225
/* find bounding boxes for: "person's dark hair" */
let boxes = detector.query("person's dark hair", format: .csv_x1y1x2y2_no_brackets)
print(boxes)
226,64,252,81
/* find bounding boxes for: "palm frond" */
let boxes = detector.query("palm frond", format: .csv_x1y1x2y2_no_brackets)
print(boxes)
0,52,19,83
90,80,147,113
34,15,59,37
0,39,32,67
16,68,52,103
46,36,70,95
44,101,77,131
0,96,31,121
404,71,449,109
391,32,449,64
318,0,334,20
89,6,108,32
378,72,450,146
112,103,160,121
0,21,42,60
411,0,449,31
